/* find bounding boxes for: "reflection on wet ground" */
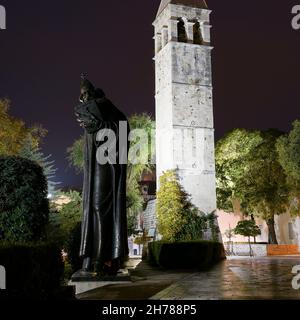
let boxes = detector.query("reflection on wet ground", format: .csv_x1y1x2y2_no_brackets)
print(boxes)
151,256,300,300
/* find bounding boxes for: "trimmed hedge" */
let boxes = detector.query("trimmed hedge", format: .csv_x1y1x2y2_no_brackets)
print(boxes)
148,241,225,269
0,242,66,299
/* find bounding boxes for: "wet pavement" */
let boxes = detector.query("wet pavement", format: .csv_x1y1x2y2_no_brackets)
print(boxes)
151,256,300,300
77,256,300,300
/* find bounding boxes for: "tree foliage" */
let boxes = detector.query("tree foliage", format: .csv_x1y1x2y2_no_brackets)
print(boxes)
238,130,288,221
126,113,155,234
0,156,49,242
277,120,300,216
126,181,144,235
0,99,44,156
234,220,261,256
156,170,191,241
67,137,85,173
0,99,59,195
234,220,261,239
277,120,300,183
127,113,155,183
47,191,82,246
216,129,289,244
19,135,60,197
216,129,263,212
156,170,208,242
46,191,83,274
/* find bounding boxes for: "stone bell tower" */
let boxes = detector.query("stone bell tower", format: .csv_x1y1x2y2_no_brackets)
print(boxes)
154,0,217,215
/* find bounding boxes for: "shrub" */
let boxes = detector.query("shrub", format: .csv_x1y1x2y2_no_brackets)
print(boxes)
177,210,208,241
156,170,189,241
157,170,202,241
65,222,82,274
44,192,83,278
156,170,214,242
47,192,83,275
47,191,82,247
0,242,65,298
148,241,225,269
0,156,49,242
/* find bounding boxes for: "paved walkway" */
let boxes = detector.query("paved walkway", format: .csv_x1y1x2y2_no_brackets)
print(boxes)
77,261,192,300
151,256,300,300
77,256,300,300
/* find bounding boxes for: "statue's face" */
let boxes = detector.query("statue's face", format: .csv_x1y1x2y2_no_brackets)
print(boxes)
79,87,91,103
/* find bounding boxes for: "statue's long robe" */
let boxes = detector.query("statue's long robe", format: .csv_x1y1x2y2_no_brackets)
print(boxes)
79,97,129,266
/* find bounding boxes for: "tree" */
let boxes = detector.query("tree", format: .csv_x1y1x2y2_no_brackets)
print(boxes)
277,120,300,216
216,129,263,212
126,114,155,234
127,113,155,184
0,156,49,242
156,170,190,241
67,113,156,235
238,130,288,244
234,220,261,257
47,191,82,246
216,129,289,244
224,227,235,242
156,170,207,242
126,182,143,235
0,99,44,156
46,191,83,274
224,226,235,254
67,136,84,173
0,99,59,195
19,135,60,197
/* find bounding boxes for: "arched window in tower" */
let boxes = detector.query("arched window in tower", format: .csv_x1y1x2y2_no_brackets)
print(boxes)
177,18,187,43
193,21,203,45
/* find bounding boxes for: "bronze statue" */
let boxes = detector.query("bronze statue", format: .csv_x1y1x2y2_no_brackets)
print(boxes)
73,76,129,278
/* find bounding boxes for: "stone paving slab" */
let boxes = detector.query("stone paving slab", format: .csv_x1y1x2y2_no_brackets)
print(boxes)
77,261,192,300
150,256,300,300
77,257,300,300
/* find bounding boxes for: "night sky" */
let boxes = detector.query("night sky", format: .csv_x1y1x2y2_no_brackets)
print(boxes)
0,0,299,188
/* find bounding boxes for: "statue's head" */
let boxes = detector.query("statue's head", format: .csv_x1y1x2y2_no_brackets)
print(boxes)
79,75,105,103
80,75,96,103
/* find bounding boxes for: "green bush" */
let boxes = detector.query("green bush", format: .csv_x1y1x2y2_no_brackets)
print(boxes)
47,191,83,275
177,211,208,241
0,242,65,298
156,170,209,241
65,222,82,274
47,191,82,247
148,241,225,269
0,156,49,242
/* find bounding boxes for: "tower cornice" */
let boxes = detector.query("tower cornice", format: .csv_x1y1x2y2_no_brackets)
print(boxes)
157,0,209,18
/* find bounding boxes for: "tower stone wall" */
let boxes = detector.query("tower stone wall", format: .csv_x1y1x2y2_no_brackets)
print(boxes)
154,1,216,214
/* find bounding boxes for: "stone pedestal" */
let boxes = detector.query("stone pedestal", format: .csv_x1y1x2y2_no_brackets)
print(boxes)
69,270,132,295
